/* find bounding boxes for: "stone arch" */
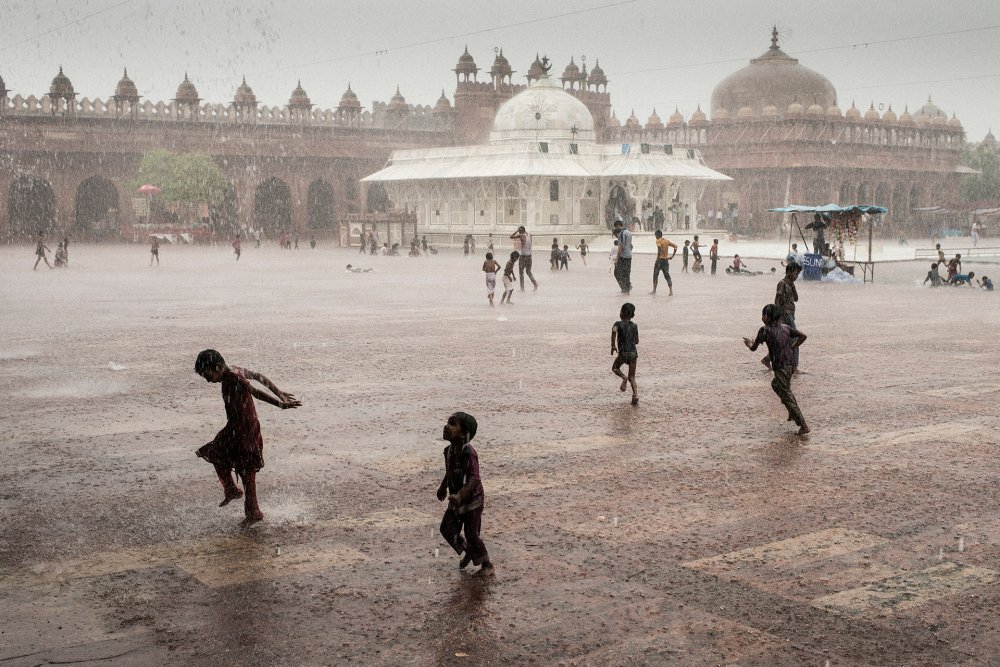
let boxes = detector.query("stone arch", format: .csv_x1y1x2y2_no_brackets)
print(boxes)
210,183,238,234
839,182,853,204
873,183,890,210
254,177,291,234
75,176,120,237
892,183,908,222
802,178,831,204
909,184,922,210
8,175,57,240
857,182,870,204
605,183,633,228
308,178,336,229
366,181,390,213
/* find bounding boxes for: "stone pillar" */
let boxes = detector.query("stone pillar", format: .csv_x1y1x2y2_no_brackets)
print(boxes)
0,170,12,241
290,176,308,233
52,176,77,237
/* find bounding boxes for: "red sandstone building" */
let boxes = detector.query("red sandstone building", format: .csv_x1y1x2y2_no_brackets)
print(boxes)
0,33,980,243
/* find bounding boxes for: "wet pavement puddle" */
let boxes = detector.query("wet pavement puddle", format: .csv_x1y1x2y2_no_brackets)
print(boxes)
812,561,1000,616
683,527,888,570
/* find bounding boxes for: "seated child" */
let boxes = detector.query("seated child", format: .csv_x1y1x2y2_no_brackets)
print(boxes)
978,275,994,291
924,263,943,287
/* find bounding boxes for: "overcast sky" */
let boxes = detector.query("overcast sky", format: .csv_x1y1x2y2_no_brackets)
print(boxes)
3,0,998,140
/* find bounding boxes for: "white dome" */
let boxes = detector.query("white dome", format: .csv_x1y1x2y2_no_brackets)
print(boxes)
490,75,596,144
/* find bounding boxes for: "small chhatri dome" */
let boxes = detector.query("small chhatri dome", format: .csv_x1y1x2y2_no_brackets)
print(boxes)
881,105,897,123
711,26,837,118
762,104,779,118
587,59,607,86
667,107,684,126
984,129,997,146
863,103,880,122
646,108,663,129
49,66,75,98
786,100,804,116
234,76,256,106
806,100,824,116
845,101,861,120
737,105,755,119
931,114,946,126
825,103,842,118
114,68,138,99
455,46,478,75
527,53,546,81
915,111,930,126
289,80,312,109
712,107,731,122
947,113,962,129
339,83,361,110
433,89,452,113
490,49,512,78
689,105,707,126
174,73,200,104
916,95,946,120
625,109,641,129
898,106,913,125
607,110,621,128
561,57,581,81
388,86,408,112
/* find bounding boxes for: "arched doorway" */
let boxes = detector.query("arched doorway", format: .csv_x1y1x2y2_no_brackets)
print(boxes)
308,178,335,229
802,178,830,204
366,182,390,213
254,177,291,234
75,176,120,238
857,183,869,203
839,183,854,204
8,175,56,240
605,183,633,228
210,184,238,235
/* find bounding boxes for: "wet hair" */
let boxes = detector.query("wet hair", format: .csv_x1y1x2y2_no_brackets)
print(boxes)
931,262,938,269
450,412,478,441
195,349,225,374
517,225,526,232
655,230,662,238
486,252,494,260
613,220,623,228
786,261,802,274
346,264,353,270
684,240,690,245
968,271,976,278
509,250,520,260
762,303,781,324
614,240,619,246
713,239,719,244
562,245,568,249
620,302,635,320
791,243,797,249
936,244,941,249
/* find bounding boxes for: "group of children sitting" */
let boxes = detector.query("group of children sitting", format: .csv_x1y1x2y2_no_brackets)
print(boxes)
924,248,992,289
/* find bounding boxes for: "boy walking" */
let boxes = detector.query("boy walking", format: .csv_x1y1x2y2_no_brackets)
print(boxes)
743,304,810,435
500,251,519,304
611,302,639,406
437,412,494,576
681,240,690,272
709,239,719,275
482,252,500,306
651,229,677,295
194,349,301,524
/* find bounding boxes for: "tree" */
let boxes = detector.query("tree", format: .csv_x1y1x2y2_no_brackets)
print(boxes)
960,143,1000,203
131,149,229,207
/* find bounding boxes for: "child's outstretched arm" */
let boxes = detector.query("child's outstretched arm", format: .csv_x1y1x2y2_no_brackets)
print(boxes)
242,368,299,404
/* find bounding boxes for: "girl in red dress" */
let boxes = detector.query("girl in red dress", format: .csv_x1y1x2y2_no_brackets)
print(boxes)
194,349,300,524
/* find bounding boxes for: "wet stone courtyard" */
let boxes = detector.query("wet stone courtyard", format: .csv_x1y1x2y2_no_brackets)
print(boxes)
1,242,999,666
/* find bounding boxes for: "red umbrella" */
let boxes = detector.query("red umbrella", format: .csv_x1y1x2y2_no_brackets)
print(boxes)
138,184,161,195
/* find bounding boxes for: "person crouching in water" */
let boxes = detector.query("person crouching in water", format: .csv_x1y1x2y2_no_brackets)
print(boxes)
743,304,810,435
194,349,301,524
437,412,494,576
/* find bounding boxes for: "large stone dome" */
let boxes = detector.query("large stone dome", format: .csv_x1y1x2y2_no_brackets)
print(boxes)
711,28,836,117
489,74,596,144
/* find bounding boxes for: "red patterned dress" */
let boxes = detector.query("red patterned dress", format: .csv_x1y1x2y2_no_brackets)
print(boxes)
196,367,264,474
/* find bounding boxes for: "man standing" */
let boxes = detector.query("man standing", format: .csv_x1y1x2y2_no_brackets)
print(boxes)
651,229,677,295
509,226,538,291
709,238,719,275
763,262,801,369
613,220,633,295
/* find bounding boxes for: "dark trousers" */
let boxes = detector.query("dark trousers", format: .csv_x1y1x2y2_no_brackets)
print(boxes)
615,257,632,293
653,258,672,290
440,505,489,566
771,366,804,426
518,255,537,290
710,257,718,274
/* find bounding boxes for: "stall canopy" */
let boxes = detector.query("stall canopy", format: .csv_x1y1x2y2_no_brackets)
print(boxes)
769,204,888,214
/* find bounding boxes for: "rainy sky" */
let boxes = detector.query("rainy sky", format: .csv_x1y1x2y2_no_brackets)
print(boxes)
3,0,999,140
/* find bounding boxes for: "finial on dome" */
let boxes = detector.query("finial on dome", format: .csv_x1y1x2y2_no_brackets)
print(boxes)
771,25,779,49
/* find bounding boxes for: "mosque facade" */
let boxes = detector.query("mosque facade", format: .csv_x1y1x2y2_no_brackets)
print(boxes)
0,33,982,242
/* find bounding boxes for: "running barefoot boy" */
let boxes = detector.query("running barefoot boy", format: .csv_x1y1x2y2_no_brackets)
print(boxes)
743,304,810,435
499,251,519,305
437,412,494,576
482,252,501,306
611,302,639,406
194,349,301,524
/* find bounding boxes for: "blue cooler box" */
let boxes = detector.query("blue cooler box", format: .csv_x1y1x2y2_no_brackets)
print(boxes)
802,253,823,281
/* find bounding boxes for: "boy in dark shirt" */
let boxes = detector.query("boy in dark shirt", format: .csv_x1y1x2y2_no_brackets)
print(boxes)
437,412,494,576
611,302,639,406
744,304,810,435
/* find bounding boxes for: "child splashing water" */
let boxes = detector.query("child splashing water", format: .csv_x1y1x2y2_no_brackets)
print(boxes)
194,349,301,524
743,304,810,435
437,412,494,576
611,302,639,406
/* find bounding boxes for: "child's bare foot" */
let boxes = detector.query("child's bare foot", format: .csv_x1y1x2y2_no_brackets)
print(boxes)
760,357,772,369
242,511,264,525
219,489,244,507
631,395,639,406
459,553,472,569
668,290,673,296
477,563,495,577
619,379,628,392
797,423,811,435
